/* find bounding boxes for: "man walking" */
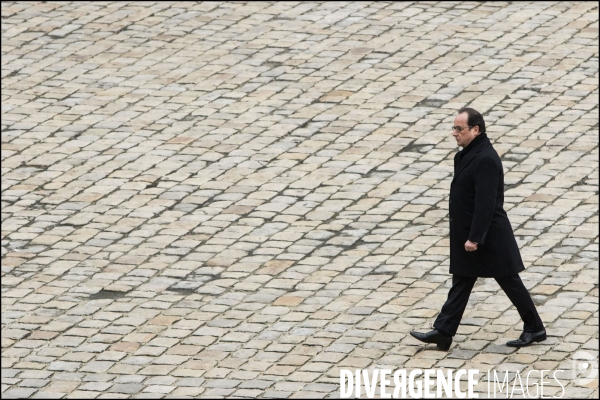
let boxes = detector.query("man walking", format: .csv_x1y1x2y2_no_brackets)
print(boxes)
410,108,546,351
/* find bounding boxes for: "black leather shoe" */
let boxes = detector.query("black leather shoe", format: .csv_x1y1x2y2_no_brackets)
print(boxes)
506,330,547,347
410,329,452,351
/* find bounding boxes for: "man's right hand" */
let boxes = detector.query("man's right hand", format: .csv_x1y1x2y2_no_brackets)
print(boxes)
465,240,478,252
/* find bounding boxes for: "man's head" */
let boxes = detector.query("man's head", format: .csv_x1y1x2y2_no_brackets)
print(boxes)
452,107,485,148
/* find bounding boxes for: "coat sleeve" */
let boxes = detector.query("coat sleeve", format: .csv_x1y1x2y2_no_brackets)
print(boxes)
469,156,499,245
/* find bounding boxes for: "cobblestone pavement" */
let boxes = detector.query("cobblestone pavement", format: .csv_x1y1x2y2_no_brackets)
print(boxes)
2,1,598,399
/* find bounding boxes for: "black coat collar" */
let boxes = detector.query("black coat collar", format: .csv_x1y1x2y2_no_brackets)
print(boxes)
452,134,491,183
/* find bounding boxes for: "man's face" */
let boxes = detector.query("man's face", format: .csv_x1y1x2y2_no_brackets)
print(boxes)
452,112,479,148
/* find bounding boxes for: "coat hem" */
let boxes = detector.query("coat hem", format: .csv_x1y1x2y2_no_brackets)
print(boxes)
449,267,525,278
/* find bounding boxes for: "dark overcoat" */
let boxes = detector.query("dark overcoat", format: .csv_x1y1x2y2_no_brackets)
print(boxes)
449,133,525,277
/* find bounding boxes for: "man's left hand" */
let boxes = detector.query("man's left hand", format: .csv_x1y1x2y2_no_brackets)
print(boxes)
465,240,478,252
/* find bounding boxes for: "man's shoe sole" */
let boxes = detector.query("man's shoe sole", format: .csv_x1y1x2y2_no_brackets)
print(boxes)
437,343,450,351
535,333,547,342
506,333,547,347
410,332,451,351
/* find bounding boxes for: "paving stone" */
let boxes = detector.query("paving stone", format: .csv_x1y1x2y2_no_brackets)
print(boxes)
108,384,145,394
2,388,39,398
78,382,113,392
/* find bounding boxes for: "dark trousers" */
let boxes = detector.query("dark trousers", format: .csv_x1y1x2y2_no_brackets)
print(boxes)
433,274,544,336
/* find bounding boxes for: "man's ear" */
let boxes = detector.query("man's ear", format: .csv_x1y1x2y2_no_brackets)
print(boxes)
473,126,480,136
